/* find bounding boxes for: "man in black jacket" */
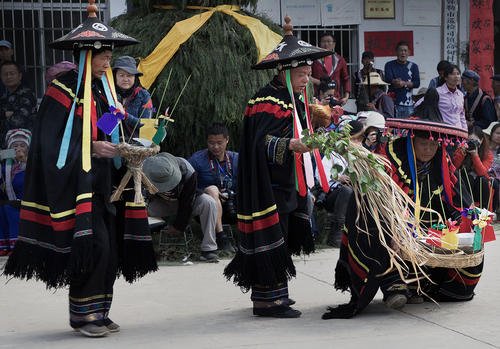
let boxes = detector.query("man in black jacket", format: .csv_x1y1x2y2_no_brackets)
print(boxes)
143,152,219,262
462,69,496,129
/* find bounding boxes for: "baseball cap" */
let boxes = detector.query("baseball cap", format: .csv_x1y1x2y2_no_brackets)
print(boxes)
462,69,480,83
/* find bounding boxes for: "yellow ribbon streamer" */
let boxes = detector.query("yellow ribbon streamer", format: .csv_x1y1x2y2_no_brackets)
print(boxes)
82,50,92,172
138,5,282,89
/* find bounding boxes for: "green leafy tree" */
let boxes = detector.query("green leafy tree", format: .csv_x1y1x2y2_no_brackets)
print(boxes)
113,3,280,157
127,1,259,14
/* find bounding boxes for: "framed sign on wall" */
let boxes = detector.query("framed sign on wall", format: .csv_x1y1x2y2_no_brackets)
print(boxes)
364,0,395,19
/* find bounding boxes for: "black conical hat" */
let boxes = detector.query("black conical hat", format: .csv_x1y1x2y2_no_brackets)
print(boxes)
252,16,332,70
49,2,138,51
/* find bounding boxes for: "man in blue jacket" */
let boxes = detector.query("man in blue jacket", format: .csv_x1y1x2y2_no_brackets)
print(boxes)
189,122,238,253
384,41,420,118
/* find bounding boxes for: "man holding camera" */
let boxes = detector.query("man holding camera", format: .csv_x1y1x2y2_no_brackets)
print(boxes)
189,122,238,253
363,72,394,119
311,32,350,105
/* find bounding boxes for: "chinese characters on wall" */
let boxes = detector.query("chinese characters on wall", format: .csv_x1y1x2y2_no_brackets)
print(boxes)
443,0,459,64
469,0,494,96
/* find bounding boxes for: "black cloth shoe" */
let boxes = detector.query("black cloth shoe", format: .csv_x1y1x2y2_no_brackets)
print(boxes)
253,305,301,318
322,303,357,319
216,232,236,253
200,250,219,262
103,318,120,333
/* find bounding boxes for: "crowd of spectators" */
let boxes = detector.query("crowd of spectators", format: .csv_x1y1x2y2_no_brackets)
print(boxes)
311,35,500,220
3,31,500,259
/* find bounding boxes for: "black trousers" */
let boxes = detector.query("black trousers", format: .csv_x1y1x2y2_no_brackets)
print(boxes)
69,197,118,328
325,184,353,224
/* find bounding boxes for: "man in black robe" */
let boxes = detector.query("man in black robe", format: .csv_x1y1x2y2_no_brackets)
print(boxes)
4,4,157,337
224,17,332,318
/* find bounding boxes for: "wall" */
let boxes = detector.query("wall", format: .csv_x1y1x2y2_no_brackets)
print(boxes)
253,0,282,23
254,0,471,90
359,1,440,88
109,0,127,19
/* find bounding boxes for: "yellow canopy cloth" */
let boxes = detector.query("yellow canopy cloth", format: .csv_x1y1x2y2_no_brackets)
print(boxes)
137,5,282,89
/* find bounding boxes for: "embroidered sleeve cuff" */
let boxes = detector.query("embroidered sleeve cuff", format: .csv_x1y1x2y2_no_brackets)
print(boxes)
265,134,290,165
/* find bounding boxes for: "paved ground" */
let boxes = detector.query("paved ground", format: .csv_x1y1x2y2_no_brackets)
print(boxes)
1,230,499,349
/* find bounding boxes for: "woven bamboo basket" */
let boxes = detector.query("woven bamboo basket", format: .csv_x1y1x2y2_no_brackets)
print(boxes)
421,250,484,268
110,142,160,204
400,241,484,269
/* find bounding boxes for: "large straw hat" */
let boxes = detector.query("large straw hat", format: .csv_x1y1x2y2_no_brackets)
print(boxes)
362,72,388,86
357,111,386,130
385,118,468,139
483,121,500,136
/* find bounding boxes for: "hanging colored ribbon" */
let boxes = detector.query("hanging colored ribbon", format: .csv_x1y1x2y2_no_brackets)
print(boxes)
137,5,282,89
303,85,330,193
56,50,86,169
101,69,122,169
440,144,459,211
285,70,314,196
406,136,421,236
82,50,93,172
287,73,306,196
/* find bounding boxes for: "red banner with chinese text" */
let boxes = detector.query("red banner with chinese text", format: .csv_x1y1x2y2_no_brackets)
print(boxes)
469,0,494,96
364,31,414,57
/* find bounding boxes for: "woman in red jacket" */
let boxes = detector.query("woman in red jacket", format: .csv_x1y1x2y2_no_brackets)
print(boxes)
453,126,494,209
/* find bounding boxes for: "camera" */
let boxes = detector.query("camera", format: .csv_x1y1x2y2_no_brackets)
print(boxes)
328,97,342,108
221,189,237,223
315,191,328,210
466,139,480,150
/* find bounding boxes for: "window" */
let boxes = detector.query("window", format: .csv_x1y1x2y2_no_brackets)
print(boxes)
1,0,110,98
295,24,359,97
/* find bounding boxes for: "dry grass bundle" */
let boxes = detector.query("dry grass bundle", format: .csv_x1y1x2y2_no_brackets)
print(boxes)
110,142,160,204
